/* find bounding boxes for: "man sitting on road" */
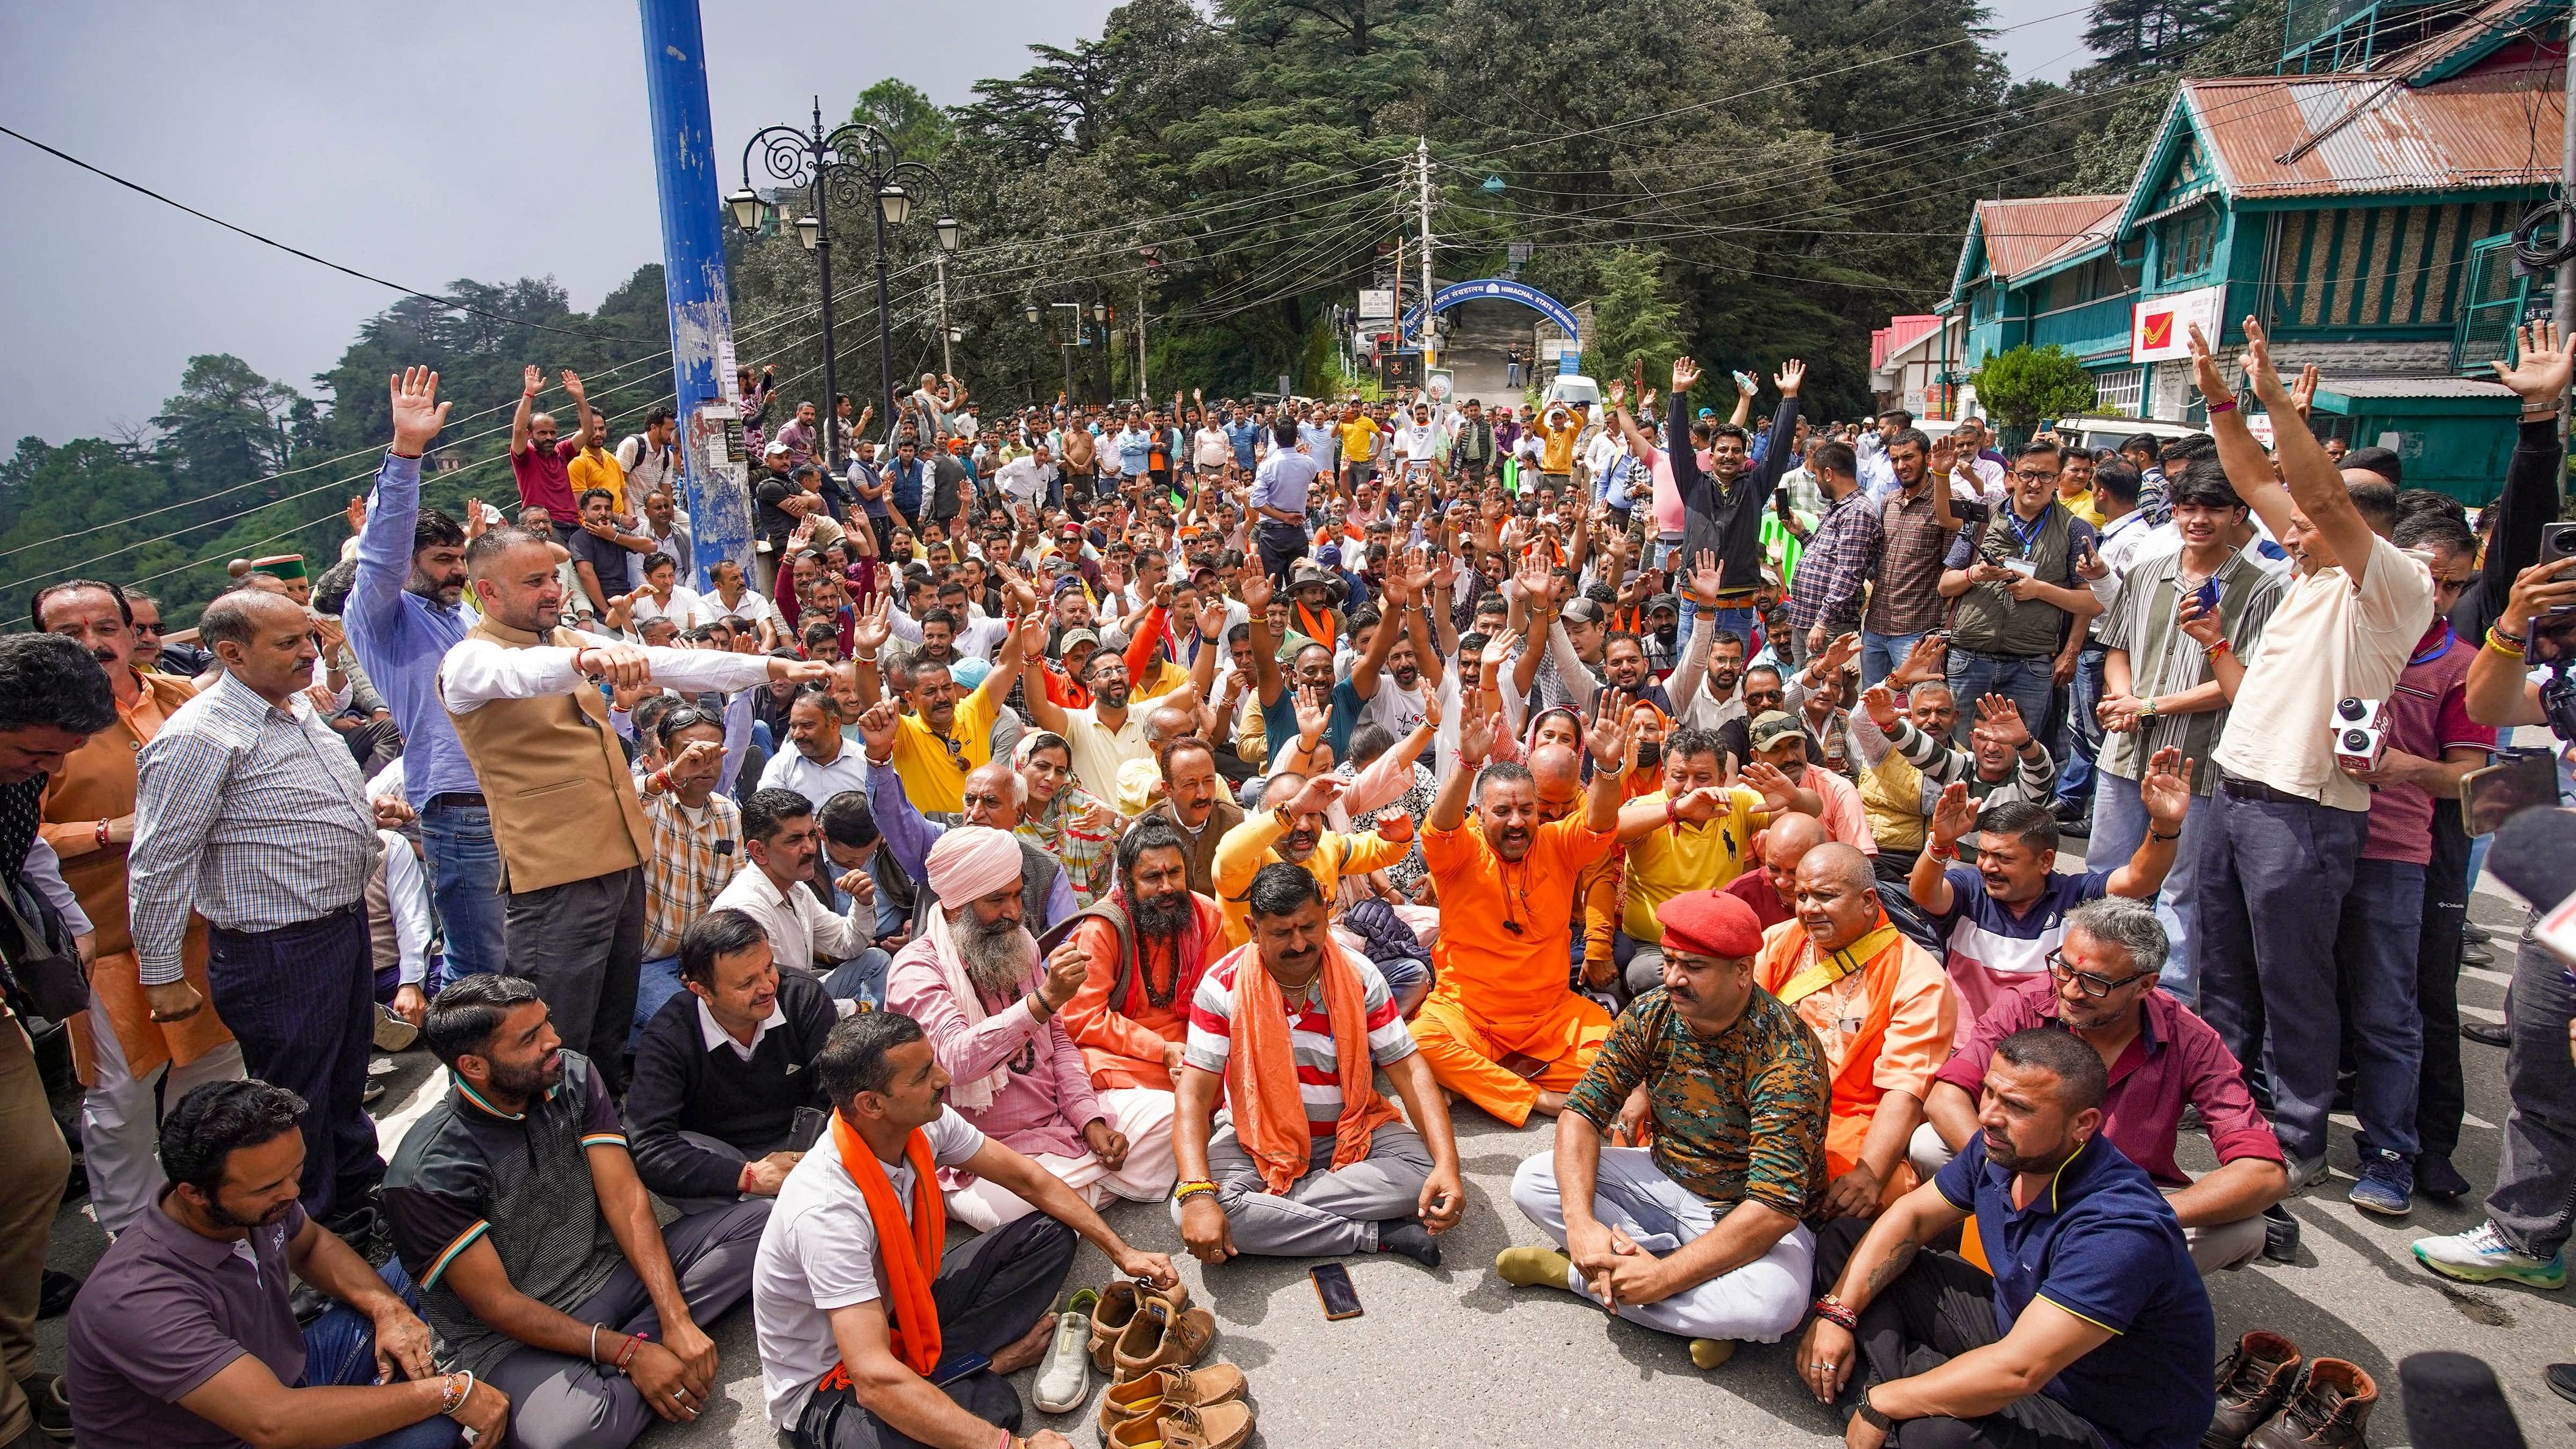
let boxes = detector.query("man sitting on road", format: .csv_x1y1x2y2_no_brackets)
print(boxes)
1797,1028,2215,1449
384,975,763,1449
1059,818,1231,1093
1909,897,2289,1275
627,910,853,1214
711,789,893,1007
1212,770,1411,948
1601,722,1811,999
1411,702,1631,1126
1170,864,1465,1266
1499,889,1829,1370
1724,813,1832,933
1908,755,2187,1032
68,1080,508,1449
753,1011,1181,1449
1753,843,1956,1219
883,827,1176,1231
858,703,1077,934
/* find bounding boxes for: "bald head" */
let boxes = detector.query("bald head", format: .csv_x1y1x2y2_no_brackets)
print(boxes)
1761,813,1831,877
1145,703,1195,749
1798,841,1876,895
961,761,1022,830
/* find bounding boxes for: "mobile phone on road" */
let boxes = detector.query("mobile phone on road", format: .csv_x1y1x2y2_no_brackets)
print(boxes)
1310,1262,1363,1321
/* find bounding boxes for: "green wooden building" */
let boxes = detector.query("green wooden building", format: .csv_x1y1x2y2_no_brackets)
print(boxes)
1932,0,2561,501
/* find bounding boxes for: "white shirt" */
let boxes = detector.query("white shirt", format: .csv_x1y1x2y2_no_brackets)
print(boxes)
711,862,873,972
1193,426,1232,468
994,454,1055,506
759,739,876,809
629,585,703,628
697,994,787,1063
754,1107,988,1428
439,630,771,714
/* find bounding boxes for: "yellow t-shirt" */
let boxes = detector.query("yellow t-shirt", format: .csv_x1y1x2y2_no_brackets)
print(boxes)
1621,787,1766,942
1338,416,1378,464
887,682,1001,813
1538,416,1580,474
2057,488,2105,527
568,446,631,515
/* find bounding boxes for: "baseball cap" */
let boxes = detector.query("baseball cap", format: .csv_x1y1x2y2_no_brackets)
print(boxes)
1645,592,1679,615
1561,598,1605,625
1748,711,1804,750
763,441,791,457
1059,628,1100,653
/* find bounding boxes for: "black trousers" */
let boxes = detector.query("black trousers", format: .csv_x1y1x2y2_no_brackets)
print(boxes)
2417,798,2472,1161
793,1214,1078,1449
206,906,383,1222
1811,1219,2105,1449
1255,518,1309,586
504,867,645,1095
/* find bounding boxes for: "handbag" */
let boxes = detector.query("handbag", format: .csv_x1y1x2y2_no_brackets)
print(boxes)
0,878,89,1022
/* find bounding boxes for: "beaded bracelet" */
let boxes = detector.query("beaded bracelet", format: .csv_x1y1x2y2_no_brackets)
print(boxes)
1173,1179,1219,1202
2489,625,2531,657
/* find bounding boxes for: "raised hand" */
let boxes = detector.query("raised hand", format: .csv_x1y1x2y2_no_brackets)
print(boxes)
1821,631,1860,677
2174,589,2225,650
559,369,586,403
1929,431,1959,479
1197,593,1230,640
1688,548,1724,604
2185,322,2233,408
2288,362,2319,422
1286,772,1348,820
1670,356,1701,394
2239,316,2287,407
1774,358,1807,397
522,364,543,398
1458,707,1503,768
1480,628,1521,672
345,496,369,533
2141,746,2193,832
667,736,724,789
1293,688,1331,746
1667,783,1732,826
1973,694,2031,752
1236,564,1274,615
2497,319,2574,405
389,366,451,455
1929,780,1976,849
1585,694,1634,771
855,699,901,759
1859,683,1900,733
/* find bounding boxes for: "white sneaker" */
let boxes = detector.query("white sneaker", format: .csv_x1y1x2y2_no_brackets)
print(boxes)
2411,1220,2567,1289
1033,1288,1096,1413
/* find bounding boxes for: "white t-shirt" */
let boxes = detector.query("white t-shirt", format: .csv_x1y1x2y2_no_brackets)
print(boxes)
1363,675,1428,741
754,1107,988,1428
629,585,702,627
2211,532,2435,811
994,455,1055,507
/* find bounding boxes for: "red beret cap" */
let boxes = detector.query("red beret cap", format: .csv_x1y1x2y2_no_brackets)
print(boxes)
1656,889,1764,960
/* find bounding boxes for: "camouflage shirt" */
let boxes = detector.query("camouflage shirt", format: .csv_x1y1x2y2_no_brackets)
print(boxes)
1565,986,1829,1219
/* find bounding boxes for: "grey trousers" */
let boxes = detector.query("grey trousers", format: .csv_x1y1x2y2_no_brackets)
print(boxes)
505,866,645,1094
2490,931,2576,1260
1510,1146,1813,1343
1907,1124,2265,1275
1173,1123,1431,1256
480,1198,769,1449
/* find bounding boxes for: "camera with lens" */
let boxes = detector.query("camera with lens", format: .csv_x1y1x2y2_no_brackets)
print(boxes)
2332,696,2388,775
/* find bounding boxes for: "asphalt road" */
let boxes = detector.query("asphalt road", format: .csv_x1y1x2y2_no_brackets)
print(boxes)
35,857,2576,1447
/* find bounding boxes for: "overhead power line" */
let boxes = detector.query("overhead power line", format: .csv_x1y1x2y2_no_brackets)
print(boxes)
0,123,654,343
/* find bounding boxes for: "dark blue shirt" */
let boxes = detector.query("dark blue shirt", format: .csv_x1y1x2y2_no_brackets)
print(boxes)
1259,678,1367,769
1932,1134,2215,1449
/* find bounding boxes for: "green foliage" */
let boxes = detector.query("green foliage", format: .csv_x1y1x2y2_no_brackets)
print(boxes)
2068,0,2286,194
1969,345,2099,429
1586,248,1686,387
853,79,954,164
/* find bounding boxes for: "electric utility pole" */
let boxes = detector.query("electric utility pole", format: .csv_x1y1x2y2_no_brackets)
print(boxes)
1416,137,1436,372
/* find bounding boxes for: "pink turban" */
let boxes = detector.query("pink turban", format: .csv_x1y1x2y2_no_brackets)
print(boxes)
927,825,1022,907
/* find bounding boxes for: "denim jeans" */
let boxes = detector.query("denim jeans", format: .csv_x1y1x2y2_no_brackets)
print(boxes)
303,1260,463,1448
2194,781,2369,1164
2055,644,2106,809
418,802,504,985
2331,857,2426,1159
2088,772,2211,1003
1943,648,2056,747
1860,629,1926,689
631,954,686,1049
822,948,894,1009
2490,930,2576,1259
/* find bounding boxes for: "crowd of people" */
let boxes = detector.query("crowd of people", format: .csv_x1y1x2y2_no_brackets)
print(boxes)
1,311,2570,1449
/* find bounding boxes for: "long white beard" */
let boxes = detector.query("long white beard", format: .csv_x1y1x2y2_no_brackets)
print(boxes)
953,909,1037,999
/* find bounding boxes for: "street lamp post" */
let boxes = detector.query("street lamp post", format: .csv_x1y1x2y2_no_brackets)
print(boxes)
730,97,957,462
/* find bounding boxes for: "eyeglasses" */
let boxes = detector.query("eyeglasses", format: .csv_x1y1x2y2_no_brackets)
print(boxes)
2046,949,2152,999
2012,469,2060,484
131,620,163,636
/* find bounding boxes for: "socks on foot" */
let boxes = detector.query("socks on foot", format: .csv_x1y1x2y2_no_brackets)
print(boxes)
1378,1219,1442,1267
1494,1245,1572,1287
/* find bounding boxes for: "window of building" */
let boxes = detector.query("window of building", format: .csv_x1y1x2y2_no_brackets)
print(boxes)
2159,210,2217,285
2094,368,2145,417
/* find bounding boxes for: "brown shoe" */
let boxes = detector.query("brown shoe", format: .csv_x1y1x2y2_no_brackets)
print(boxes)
2247,1358,2375,1449
1104,1401,1254,1449
2203,1332,2302,1449
1112,1299,1220,1382
1090,1279,1192,1373
1096,1362,1249,1436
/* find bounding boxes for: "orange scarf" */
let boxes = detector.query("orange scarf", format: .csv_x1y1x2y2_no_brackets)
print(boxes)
831,1111,945,1375
1218,939,1396,1194
1294,601,1340,650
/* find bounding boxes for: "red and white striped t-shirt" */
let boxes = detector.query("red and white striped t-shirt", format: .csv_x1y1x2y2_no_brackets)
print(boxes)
1184,953,1415,1142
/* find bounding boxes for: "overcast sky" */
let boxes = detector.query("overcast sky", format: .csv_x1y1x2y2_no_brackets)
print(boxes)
0,0,2093,447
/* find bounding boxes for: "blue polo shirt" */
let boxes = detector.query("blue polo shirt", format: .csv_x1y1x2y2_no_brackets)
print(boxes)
1932,1134,2214,1449
1225,419,1264,468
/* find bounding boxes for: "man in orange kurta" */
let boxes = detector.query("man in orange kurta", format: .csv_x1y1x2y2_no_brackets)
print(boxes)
1057,820,1230,1091
34,581,241,1236
1414,712,1628,1126
1752,842,1956,1220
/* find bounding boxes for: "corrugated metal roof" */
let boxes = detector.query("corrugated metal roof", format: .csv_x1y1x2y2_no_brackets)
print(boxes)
1971,196,2126,281
2184,69,2563,199
2323,376,2517,398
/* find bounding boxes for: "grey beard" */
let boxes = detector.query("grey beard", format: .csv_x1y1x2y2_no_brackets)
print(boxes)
953,909,1037,999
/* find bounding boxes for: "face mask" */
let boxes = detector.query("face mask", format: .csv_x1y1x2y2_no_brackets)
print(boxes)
1633,741,1662,770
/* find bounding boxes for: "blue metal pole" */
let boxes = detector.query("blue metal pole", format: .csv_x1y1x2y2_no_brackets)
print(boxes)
637,0,749,590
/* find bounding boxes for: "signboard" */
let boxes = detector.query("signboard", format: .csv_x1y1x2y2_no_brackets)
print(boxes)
1358,288,1396,320
1423,369,1454,404
1541,339,1569,360
2130,284,2226,364
716,337,741,402
2242,411,2275,449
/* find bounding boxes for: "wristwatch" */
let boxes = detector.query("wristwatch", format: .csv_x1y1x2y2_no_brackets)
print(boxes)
1857,1399,1897,1432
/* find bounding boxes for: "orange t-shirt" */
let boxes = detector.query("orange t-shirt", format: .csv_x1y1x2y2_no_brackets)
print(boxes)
1421,815,1620,1022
